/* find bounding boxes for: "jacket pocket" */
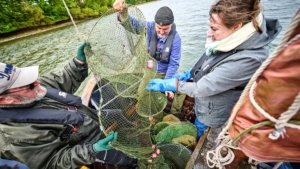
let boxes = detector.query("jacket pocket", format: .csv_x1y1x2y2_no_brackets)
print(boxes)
195,91,236,127
8,123,63,145
194,98,210,118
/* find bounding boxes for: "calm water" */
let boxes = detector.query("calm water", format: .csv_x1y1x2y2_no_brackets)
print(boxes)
0,0,299,94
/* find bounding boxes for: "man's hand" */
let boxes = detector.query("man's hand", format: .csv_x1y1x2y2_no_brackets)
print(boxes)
172,68,192,82
113,0,128,22
146,78,178,92
75,42,91,64
92,131,118,153
113,0,126,13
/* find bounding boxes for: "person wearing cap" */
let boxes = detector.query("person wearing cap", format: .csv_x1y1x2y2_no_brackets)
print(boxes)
113,0,181,81
0,42,137,169
113,0,184,111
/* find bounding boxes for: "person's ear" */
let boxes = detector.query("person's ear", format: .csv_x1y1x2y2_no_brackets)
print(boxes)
234,23,243,31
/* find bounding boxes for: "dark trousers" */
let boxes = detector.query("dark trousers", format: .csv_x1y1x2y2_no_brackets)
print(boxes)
97,149,137,167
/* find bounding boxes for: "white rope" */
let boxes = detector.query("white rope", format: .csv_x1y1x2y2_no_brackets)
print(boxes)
272,162,283,169
249,81,300,139
269,92,300,139
206,133,240,169
61,0,84,41
218,12,300,140
274,93,300,130
249,82,300,129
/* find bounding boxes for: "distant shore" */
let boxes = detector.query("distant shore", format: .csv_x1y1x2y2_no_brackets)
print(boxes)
0,1,160,45
0,18,93,44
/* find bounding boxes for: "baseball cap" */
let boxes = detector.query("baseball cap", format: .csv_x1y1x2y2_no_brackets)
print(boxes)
0,62,39,94
155,6,174,26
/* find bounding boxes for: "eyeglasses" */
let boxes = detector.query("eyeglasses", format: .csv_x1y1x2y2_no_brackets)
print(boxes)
3,83,34,94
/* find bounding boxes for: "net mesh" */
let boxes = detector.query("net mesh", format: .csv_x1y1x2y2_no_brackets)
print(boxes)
85,5,195,168
138,144,194,169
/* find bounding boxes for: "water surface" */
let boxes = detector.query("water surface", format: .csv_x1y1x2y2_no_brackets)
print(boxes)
0,0,299,94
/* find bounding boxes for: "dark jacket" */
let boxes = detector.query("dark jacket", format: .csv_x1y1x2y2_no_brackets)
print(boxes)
0,59,101,169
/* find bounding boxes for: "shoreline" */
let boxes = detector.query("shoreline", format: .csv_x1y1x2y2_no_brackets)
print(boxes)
0,19,92,44
0,1,159,45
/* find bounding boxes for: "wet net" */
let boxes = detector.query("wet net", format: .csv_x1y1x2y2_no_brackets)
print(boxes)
85,5,195,168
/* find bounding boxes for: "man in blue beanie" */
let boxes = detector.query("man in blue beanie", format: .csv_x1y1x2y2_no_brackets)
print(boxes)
113,0,181,82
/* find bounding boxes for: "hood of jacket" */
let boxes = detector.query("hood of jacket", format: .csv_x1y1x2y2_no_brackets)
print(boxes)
236,16,282,50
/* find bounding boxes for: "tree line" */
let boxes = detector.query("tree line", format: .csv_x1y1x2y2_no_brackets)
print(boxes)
0,0,152,34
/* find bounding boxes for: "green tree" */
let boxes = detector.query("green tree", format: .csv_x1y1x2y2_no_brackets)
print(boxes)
0,0,153,34
36,0,69,22
0,0,51,33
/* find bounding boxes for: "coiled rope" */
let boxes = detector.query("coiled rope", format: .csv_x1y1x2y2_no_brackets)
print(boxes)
206,133,240,169
206,12,300,169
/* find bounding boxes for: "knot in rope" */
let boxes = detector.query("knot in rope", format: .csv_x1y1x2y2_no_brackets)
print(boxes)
206,133,240,169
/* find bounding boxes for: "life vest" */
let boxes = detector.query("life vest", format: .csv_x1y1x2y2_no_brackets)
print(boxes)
0,86,84,140
148,23,176,63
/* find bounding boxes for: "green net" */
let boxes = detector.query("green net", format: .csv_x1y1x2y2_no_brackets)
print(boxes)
138,144,194,169
154,122,197,143
85,5,195,168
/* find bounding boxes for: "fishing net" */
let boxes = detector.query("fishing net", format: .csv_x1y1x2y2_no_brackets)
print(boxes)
85,5,195,168
138,144,194,169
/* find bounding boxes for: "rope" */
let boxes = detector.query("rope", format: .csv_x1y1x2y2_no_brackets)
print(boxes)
273,162,283,169
218,11,300,140
249,83,300,129
272,92,300,137
249,83,300,139
61,0,84,42
207,120,300,168
206,133,240,169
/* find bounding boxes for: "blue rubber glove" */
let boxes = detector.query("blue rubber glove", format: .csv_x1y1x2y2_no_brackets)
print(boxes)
93,131,118,153
145,78,178,92
172,68,192,81
76,42,91,63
